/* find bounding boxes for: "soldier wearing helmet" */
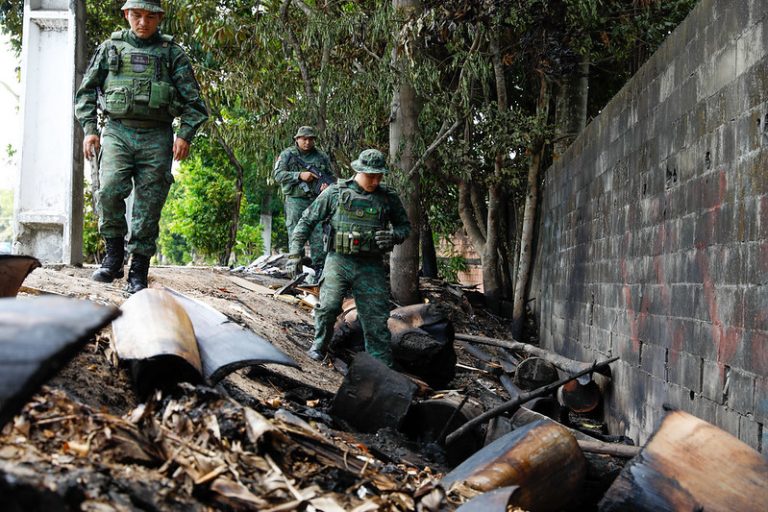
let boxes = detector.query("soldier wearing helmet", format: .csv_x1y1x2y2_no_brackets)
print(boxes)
273,126,335,281
288,149,411,366
75,0,208,293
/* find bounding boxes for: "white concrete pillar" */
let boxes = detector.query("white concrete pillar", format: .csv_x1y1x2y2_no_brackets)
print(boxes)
13,0,86,264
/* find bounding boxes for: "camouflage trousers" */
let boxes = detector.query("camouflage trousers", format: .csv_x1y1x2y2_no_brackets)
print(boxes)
285,196,327,273
97,120,174,257
312,251,393,367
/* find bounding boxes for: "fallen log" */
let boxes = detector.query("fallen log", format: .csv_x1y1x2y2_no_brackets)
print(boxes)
513,356,558,390
445,356,619,445
599,409,768,511
0,255,41,297
455,332,612,377
0,296,120,428
442,419,586,512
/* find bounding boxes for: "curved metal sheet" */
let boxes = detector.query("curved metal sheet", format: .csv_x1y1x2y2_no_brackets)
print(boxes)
455,486,520,512
163,287,299,383
0,296,120,428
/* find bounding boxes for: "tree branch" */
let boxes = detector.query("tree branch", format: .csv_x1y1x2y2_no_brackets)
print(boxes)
279,0,314,101
405,118,462,179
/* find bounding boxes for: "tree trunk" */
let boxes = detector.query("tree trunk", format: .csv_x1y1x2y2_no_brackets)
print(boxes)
420,216,438,279
553,54,589,160
512,75,550,338
389,0,422,305
212,125,244,267
260,192,272,256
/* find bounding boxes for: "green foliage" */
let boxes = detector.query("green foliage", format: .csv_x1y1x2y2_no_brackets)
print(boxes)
82,188,102,263
437,254,469,284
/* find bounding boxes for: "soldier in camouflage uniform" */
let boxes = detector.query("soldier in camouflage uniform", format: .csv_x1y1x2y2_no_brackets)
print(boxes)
273,126,334,280
75,0,208,294
288,149,411,367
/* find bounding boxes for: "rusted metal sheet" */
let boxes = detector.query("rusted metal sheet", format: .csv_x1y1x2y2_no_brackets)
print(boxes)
557,377,601,413
111,288,203,396
0,255,41,297
455,486,520,512
331,352,417,433
599,410,768,512
164,287,299,383
442,419,586,512
0,296,120,428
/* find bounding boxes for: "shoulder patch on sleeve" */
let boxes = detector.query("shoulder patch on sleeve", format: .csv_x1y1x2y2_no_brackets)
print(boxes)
110,30,124,40
160,33,175,43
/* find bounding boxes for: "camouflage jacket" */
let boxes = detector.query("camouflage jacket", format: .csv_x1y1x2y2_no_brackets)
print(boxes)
290,178,411,254
75,29,208,142
273,145,334,198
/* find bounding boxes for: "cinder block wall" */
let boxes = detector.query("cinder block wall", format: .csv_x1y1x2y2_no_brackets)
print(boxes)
534,0,768,452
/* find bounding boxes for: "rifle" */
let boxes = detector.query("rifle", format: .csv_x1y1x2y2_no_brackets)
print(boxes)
292,155,337,196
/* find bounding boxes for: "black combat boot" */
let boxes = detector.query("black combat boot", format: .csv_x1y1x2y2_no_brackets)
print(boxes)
125,254,150,294
92,237,125,283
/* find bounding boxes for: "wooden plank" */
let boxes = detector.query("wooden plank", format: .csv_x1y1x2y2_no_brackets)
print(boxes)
226,275,275,295
111,288,203,396
163,287,299,383
0,255,41,297
599,410,768,512
0,296,120,428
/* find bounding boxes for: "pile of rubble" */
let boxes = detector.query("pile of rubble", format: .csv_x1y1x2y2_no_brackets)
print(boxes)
1,255,766,511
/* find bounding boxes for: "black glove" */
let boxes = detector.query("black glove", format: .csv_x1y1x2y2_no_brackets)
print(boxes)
375,230,395,251
285,253,303,278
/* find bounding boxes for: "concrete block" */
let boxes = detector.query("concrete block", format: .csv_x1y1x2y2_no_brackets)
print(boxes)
715,405,742,437
702,359,726,403
668,349,703,391
727,368,756,413
744,329,768,377
692,394,718,425
754,376,768,423
640,341,668,380
738,414,762,451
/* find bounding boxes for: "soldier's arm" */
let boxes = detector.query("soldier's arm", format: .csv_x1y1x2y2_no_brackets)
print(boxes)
289,187,337,253
273,150,301,186
74,43,109,137
169,46,209,142
387,189,412,243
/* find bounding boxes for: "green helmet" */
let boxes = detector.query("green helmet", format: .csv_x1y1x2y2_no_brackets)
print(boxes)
121,0,164,13
351,149,388,174
294,126,317,139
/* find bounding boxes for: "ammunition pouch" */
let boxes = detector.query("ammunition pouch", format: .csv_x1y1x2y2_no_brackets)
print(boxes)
333,230,378,254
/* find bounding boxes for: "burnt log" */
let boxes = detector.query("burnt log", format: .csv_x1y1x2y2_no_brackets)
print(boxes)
599,409,768,512
0,255,41,297
401,393,485,466
513,356,558,389
0,296,119,429
332,302,456,389
330,352,417,433
455,332,612,377
442,419,586,512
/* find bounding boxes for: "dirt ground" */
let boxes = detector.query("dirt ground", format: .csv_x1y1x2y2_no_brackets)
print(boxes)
2,264,526,511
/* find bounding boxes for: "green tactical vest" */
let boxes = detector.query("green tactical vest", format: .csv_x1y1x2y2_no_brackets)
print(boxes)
102,31,181,122
330,181,388,254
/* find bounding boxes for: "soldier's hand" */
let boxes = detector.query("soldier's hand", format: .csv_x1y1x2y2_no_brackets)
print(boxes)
174,137,190,161
83,135,101,160
285,253,303,278
374,230,395,251
299,171,316,182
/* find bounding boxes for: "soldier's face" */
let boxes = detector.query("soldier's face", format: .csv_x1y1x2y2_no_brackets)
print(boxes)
295,136,315,152
355,172,384,192
125,9,163,39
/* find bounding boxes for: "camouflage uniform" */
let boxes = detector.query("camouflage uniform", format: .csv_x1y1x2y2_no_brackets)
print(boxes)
290,150,411,367
273,134,333,276
75,19,207,261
